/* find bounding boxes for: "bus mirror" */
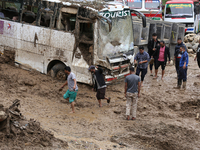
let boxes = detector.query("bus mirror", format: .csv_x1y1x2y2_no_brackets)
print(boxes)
131,10,146,28
142,15,146,28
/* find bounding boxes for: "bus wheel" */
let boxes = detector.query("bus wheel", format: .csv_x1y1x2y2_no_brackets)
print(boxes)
51,63,67,81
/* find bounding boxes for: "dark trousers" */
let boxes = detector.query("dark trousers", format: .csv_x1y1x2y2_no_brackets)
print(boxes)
175,58,180,76
178,67,187,82
149,56,157,71
136,67,147,81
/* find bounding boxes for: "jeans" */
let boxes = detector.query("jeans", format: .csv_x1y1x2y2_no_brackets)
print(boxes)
136,67,147,81
178,67,187,82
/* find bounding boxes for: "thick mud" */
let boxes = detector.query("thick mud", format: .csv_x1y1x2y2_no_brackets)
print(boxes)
0,57,200,149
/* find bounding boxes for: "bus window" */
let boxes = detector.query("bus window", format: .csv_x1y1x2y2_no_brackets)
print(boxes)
80,23,93,41
22,6,38,24
126,0,142,9
1,2,21,21
145,0,160,9
56,7,77,31
0,1,4,18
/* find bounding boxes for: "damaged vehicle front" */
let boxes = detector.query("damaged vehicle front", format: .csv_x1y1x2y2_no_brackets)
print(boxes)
97,6,134,83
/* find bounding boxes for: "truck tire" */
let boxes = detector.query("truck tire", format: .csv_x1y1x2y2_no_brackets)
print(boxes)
51,63,67,81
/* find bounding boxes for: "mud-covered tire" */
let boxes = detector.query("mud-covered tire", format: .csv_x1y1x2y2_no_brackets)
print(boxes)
51,63,67,81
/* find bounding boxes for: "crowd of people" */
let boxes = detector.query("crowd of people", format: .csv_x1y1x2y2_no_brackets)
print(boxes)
59,33,200,121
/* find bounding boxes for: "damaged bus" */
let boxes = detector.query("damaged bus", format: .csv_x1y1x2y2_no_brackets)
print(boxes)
0,0,145,84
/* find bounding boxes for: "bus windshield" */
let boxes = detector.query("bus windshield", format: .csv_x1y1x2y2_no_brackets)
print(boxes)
127,0,142,9
165,3,193,18
145,0,160,9
98,10,134,59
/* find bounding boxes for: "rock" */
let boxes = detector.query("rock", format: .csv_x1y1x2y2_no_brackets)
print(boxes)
114,110,121,114
192,43,199,51
19,87,27,92
188,53,195,58
24,79,36,86
0,111,7,122
184,36,188,43
187,49,194,53
188,37,194,42
185,43,192,49
194,82,200,86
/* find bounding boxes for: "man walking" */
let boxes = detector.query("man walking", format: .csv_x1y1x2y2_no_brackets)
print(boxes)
154,41,170,80
194,39,200,77
174,38,187,77
88,65,110,107
124,67,141,120
148,33,160,76
176,46,189,89
134,46,149,86
60,66,78,113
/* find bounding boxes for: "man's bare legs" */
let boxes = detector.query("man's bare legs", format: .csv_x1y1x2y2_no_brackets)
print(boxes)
98,97,110,107
140,81,143,87
154,69,158,79
70,102,75,113
98,100,102,107
161,70,165,80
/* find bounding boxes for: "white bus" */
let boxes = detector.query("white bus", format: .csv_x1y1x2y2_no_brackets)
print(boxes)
0,0,145,85
164,0,200,33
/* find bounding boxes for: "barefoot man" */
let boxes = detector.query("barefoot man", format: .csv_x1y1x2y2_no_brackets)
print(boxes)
88,65,110,107
125,67,141,120
60,66,78,113
154,41,170,80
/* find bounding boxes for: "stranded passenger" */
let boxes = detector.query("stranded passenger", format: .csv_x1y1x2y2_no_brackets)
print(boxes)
174,38,187,78
148,33,160,76
153,41,170,80
176,46,189,89
194,39,200,77
60,66,78,113
124,67,141,121
88,65,110,107
134,46,149,86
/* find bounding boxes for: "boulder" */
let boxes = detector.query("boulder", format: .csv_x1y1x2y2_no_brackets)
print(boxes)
185,43,193,49
0,111,7,122
184,36,188,43
193,35,200,43
192,43,199,51
188,37,194,42
187,49,194,53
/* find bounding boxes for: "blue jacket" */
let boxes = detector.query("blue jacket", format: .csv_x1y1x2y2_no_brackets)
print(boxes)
179,51,189,67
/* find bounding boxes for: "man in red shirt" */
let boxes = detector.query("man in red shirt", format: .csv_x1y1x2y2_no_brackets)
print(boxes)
153,41,170,80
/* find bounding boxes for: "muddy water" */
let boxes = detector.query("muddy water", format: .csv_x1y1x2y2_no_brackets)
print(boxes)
0,56,200,149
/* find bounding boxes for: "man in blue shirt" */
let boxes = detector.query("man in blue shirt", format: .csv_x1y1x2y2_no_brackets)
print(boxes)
177,46,189,89
134,46,150,87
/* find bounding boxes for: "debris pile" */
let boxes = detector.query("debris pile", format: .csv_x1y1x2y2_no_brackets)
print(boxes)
0,99,68,149
184,33,200,56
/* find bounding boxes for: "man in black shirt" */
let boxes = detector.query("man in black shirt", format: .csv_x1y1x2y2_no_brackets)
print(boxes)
148,33,160,76
194,39,200,77
89,65,111,107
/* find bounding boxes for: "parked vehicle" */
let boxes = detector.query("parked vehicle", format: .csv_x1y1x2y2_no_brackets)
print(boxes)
164,0,200,33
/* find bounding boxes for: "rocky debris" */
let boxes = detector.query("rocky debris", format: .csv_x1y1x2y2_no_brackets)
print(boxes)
0,49,15,64
184,33,200,54
0,100,68,149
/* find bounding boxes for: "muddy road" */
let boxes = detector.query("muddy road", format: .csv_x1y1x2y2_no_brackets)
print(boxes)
0,57,200,149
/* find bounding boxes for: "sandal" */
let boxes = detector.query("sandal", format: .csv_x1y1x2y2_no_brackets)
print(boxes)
107,97,111,103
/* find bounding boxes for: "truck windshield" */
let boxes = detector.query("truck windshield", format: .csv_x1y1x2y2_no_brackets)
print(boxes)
98,10,134,59
165,3,193,18
127,0,142,9
145,0,160,9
